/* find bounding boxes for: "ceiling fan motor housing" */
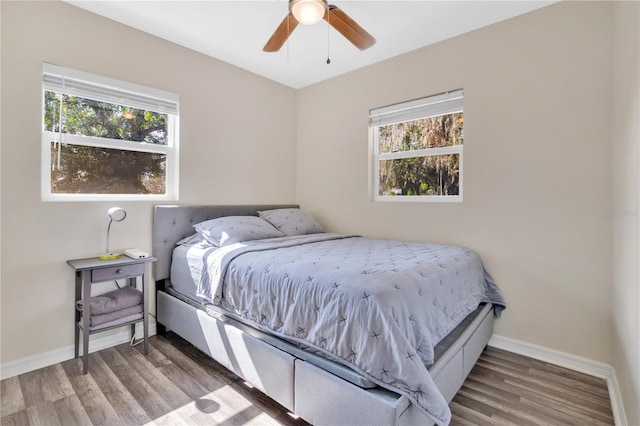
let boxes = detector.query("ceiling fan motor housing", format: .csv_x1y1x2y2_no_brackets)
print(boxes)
289,0,329,25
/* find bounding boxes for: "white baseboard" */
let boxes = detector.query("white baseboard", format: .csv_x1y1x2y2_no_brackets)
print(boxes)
489,334,628,426
0,322,156,380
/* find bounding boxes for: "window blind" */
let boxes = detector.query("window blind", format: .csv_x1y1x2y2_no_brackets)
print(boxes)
43,63,179,115
369,89,463,127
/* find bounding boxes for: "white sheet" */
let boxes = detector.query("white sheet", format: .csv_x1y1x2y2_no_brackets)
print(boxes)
170,244,207,302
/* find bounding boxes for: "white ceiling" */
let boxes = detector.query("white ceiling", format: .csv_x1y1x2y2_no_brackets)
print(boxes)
65,1,556,89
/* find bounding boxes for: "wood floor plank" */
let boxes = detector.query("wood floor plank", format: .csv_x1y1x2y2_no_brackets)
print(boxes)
468,366,614,420
519,393,613,426
485,347,609,389
0,376,25,417
114,343,193,409
450,414,477,426
145,409,192,426
274,411,309,425
508,374,610,411
186,403,225,425
482,350,535,373
60,357,123,425
18,363,74,407
167,338,238,383
504,376,614,419
461,377,521,404
527,365,611,399
97,347,172,420
475,358,612,408
158,363,210,401
50,363,76,399
205,387,277,425
237,411,284,426
150,335,227,392
25,401,62,426
452,393,502,420
455,387,547,426
85,351,152,425
52,394,93,426
131,339,173,369
0,408,30,426
188,395,235,424
449,400,495,425
157,337,300,422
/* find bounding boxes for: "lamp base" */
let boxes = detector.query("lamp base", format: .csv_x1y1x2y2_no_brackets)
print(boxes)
99,253,121,260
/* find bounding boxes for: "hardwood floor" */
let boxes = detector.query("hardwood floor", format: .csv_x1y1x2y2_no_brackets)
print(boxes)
450,347,614,425
1,333,614,425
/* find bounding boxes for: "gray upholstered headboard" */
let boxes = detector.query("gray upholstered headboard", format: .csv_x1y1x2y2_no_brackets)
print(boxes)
153,204,299,281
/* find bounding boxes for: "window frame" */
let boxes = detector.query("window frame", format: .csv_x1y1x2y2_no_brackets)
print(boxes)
41,63,180,202
369,90,464,202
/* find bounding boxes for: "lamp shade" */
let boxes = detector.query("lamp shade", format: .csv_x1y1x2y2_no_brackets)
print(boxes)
290,0,327,25
108,207,126,222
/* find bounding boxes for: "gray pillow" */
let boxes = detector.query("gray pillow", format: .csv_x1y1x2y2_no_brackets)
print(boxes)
193,216,284,247
258,208,324,236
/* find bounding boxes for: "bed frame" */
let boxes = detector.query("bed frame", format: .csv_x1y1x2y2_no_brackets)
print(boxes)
152,204,495,425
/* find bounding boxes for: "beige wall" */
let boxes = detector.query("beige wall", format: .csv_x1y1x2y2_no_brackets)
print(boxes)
0,1,297,363
611,1,640,423
297,1,614,363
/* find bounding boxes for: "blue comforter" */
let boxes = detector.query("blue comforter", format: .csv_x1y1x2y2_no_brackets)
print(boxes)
191,234,505,425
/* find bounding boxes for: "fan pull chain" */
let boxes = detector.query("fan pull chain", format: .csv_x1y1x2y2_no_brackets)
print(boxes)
286,14,290,62
326,9,331,64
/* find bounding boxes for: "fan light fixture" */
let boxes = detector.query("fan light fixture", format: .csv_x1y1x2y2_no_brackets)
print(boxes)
99,207,127,260
290,0,327,25
263,1,375,53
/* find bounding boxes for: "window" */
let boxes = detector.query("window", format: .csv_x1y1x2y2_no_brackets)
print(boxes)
42,64,179,201
369,90,463,202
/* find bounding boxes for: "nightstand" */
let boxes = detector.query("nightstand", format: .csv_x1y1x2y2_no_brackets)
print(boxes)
67,256,157,374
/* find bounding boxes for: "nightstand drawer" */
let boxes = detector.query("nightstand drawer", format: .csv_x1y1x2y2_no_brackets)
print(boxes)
92,263,144,282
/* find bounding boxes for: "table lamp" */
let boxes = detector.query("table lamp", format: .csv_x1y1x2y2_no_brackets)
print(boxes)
99,207,127,260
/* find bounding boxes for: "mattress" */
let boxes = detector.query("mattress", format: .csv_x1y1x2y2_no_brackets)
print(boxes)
170,244,205,303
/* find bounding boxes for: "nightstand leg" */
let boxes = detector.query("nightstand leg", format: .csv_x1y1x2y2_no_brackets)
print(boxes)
82,270,91,374
74,271,82,358
142,267,149,355
129,277,136,341
75,326,80,359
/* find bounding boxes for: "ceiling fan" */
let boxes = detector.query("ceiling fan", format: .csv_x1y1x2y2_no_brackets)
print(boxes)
263,0,376,52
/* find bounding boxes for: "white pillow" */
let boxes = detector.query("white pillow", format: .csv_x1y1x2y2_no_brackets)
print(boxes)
258,208,324,236
193,216,284,247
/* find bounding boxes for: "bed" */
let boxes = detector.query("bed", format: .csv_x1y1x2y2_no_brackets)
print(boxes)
152,204,505,425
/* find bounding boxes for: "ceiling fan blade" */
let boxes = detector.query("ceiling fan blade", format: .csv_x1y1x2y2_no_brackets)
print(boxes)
263,14,299,52
324,5,375,50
